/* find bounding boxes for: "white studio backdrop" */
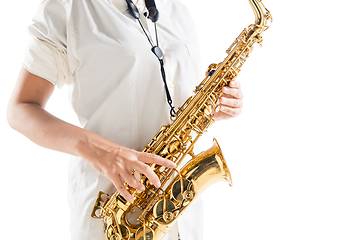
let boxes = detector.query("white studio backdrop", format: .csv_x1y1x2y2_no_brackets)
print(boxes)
1,0,359,240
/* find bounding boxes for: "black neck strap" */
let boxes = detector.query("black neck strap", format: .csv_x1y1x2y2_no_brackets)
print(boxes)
145,0,159,22
125,0,176,118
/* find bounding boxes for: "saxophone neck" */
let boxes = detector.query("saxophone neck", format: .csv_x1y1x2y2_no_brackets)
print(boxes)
249,0,272,28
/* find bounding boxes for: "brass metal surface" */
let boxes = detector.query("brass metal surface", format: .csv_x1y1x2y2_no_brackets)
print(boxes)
91,1,272,239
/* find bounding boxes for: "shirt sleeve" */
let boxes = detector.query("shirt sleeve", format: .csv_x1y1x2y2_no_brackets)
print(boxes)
22,0,71,89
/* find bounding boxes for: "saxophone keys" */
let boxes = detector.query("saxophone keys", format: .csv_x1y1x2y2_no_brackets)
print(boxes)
215,105,221,113
125,206,143,228
117,225,130,240
106,225,116,239
207,63,218,72
104,216,114,228
106,223,129,240
153,199,176,224
109,233,122,240
91,191,110,219
170,179,194,202
135,226,154,240
168,140,181,154
163,211,175,223
204,105,213,116
183,190,194,202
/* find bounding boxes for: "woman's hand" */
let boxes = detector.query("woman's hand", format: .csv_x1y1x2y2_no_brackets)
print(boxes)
204,71,243,121
213,80,243,121
77,133,176,203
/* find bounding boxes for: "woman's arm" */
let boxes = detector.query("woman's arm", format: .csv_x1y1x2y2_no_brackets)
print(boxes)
7,67,175,202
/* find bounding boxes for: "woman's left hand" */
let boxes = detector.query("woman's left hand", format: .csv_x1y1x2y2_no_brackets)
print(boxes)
213,80,244,121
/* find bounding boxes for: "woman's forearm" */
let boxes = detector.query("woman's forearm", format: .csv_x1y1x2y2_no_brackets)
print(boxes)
7,67,88,156
7,100,89,156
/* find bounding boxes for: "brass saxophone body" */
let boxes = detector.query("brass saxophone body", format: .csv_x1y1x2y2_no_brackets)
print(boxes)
91,1,272,239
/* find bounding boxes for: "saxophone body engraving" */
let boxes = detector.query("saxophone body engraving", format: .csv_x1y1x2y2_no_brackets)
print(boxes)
91,1,272,239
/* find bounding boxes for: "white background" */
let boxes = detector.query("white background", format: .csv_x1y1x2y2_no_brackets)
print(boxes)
1,0,359,240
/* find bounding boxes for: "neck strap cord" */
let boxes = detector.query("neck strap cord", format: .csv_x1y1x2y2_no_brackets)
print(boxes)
126,0,176,118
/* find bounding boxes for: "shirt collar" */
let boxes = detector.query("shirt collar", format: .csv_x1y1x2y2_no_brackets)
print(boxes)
108,0,168,17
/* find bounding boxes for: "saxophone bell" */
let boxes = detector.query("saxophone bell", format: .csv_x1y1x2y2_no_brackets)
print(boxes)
178,138,233,192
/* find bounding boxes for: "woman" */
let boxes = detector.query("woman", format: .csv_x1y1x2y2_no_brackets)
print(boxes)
7,0,243,239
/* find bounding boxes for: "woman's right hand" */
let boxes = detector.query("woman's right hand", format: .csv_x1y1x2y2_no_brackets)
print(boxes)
77,132,176,203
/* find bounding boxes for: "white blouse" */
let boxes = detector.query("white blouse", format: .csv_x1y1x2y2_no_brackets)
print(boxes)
23,0,204,240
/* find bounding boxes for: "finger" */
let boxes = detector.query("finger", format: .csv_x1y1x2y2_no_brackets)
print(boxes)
122,171,145,192
135,162,162,188
219,105,242,117
138,152,176,168
229,80,241,89
111,175,134,202
222,86,244,99
219,96,243,109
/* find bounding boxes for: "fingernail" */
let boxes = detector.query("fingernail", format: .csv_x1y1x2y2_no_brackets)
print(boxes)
129,196,134,203
155,181,161,188
223,87,228,93
170,162,176,168
140,185,145,191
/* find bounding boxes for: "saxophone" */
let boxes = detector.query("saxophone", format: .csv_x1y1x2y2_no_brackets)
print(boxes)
91,1,272,239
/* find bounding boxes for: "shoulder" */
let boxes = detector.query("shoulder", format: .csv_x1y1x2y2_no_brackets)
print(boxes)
27,0,73,51
36,0,73,19
31,0,73,33
33,0,69,21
